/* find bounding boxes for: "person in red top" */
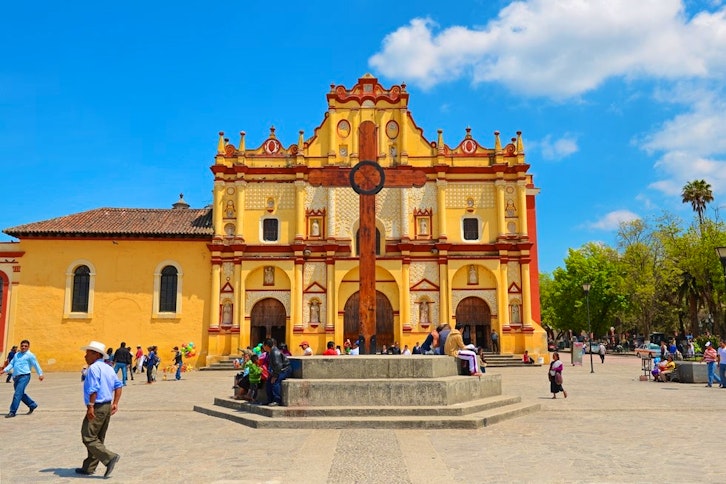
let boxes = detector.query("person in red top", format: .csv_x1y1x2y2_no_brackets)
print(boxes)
322,341,338,356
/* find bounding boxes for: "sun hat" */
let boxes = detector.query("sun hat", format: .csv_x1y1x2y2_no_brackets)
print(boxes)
705,341,711,347
81,340,107,355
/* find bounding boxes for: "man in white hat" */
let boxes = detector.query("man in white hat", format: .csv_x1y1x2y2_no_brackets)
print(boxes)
76,341,123,477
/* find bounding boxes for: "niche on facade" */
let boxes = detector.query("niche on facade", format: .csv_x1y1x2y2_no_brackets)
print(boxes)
414,208,432,239
306,209,326,239
308,298,322,327
263,266,275,286
266,197,276,213
509,299,522,326
224,223,235,237
417,297,432,328
220,299,234,329
224,199,236,219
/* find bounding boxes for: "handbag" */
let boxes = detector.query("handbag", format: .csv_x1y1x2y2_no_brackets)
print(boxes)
555,372,563,385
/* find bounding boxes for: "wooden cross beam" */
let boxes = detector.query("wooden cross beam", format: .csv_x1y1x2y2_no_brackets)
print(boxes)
308,121,426,354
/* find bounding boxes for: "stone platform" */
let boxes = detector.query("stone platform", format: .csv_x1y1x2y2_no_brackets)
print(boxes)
193,355,539,429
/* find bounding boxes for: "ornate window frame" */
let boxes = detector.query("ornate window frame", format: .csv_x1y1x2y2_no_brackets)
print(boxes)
63,259,96,319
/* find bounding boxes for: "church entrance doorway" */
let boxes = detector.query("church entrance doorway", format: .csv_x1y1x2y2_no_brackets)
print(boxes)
250,298,287,347
455,296,491,349
343,290,393,353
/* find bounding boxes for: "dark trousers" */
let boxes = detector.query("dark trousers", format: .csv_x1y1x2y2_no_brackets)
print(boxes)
266,367,291,404
80,402,117,472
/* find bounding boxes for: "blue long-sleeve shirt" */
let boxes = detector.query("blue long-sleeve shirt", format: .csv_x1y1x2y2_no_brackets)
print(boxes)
83,359,123,405
3,350,43,377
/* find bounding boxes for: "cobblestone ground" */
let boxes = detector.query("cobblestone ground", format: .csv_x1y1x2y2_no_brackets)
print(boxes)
0,355,723,483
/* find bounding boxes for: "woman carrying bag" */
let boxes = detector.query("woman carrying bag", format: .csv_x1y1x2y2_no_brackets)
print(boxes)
548,352,567,399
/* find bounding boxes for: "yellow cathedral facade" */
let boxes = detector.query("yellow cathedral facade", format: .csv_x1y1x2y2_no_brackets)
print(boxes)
0,75,546,371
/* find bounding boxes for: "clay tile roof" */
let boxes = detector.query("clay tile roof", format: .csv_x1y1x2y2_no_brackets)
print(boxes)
3,207,213,239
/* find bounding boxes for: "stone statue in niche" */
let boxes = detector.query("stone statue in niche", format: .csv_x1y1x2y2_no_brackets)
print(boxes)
468,265,478,285
419,218,428,235
310,300,320,324
222,301,233,326
225,200,236,218
511,304,521,324
263,266,274,286
419,300,430,325
505,199,516,217
311,219,320,237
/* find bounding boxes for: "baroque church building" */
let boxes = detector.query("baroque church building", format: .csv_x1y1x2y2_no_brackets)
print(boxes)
0,75,546,371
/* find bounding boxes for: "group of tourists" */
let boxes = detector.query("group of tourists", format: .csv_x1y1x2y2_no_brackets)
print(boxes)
232,338,291,406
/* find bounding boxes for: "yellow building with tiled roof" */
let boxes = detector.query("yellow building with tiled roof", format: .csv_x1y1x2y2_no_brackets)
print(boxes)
1,75,546,370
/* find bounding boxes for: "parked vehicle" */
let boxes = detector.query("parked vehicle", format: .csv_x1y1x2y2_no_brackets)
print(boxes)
634,343,661,358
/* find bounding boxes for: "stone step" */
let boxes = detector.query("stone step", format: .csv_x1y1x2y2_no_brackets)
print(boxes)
211,394,523,417
283,374,502,406
192,400,540,429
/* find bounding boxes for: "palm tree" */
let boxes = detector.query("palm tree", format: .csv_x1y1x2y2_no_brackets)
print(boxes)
681,179,714,226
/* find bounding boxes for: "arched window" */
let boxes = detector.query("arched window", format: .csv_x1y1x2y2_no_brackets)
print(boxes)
159,265,178,312
355,228,381,256
72,265,91,312
64,260,96,317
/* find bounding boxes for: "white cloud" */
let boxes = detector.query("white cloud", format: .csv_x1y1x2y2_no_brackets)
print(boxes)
369,0,726,97
536,134,579,160
588,210,641,230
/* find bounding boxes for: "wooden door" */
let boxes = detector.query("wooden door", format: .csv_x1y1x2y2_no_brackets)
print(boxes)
455,297,491,348
250,298,287,346
344,290,394,350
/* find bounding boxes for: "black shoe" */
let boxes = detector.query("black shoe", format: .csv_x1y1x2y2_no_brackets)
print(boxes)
104,454,120,478
75,468,94,475
5,413,16,418
28,405,37,415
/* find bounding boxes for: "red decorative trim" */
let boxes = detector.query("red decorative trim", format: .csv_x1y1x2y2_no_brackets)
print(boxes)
508,282,521,293
303,282,327,293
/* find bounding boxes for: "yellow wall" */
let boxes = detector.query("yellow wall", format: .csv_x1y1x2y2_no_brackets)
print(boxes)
8,239,210,371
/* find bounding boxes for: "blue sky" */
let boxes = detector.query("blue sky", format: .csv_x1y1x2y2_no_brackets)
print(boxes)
2,0,726,274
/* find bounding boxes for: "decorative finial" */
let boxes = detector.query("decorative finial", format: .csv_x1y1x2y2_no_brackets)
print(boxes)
239,131,246,151
217,131,225,154
516,131,524,153
494,131,501,152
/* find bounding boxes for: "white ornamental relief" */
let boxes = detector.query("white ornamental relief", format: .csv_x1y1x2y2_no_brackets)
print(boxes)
246,291,290,317
409,261,439,287
303,262,326,286
246,183,296,210
305,186,328,211
222,262,234,281
408,183,436,211
447,184,495,208
375,188,401,238
507,262,521,288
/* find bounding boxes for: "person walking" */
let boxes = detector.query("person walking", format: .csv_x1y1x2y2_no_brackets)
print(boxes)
0,339,44,417
4,345,17,383
146,346,157,384
548,352,567,399
263,338,291,406
173,346,183,380
491,329,499,353
76,340,122,477
134,345,145,375
701,341,721,388
598,342,606,364
718,340,726,388
112,342,133,385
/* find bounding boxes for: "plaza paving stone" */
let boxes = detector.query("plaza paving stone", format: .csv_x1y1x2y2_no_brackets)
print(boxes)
0,355,723,483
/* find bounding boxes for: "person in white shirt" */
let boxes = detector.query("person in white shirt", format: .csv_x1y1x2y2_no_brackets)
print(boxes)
299,341,313,356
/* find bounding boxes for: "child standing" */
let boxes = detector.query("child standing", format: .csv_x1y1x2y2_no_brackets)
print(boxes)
244,354,263,403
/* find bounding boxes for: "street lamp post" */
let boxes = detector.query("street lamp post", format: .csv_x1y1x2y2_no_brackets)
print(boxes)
583,283,594,374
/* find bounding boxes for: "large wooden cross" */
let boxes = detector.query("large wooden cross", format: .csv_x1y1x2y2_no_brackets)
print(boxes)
308,121,426,354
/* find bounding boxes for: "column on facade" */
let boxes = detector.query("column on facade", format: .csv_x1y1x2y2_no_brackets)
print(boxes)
328,108,336,162
401,258,411,330
234,181,246,238
498,262,510,330
377,110,386,162
401,188,410,238
326,188,335,239
517,180,529,237
436,180,447,239
350,109,359,161
399,108,408,164
233,261,242,329
438,260,449,324
326,259,336,331
521,261,532,327
294,180,306,239
293,260,303,331
213,181,225,237
495,180,506,237
210,262,221,328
